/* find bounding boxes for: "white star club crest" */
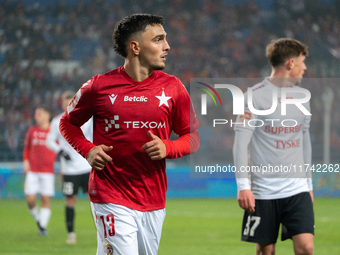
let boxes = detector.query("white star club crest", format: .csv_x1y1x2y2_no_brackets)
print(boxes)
156,91,171,107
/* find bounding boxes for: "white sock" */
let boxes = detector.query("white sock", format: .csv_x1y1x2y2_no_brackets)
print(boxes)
39,208,51,229
29,206,39,222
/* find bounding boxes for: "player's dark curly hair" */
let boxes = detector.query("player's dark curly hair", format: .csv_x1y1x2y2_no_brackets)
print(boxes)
113,13,165,58
266,38,308,67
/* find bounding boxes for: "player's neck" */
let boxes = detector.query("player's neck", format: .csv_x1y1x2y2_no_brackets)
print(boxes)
124,59,153,82
269,69,293,88
39,122,49,130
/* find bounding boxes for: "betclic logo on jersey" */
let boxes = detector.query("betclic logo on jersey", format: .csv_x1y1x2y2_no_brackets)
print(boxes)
124,95,148,102
192,78,311,129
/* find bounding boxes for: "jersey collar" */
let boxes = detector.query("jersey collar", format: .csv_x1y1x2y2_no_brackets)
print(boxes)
264,77,295,89
119,66,156,86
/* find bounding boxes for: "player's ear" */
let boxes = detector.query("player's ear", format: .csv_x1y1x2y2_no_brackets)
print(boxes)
130,41,140,56
286,58,295,71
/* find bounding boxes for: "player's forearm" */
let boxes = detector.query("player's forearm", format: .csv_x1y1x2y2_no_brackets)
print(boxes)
163,130,200,159
23,147,29,161
233,130,252,191
23,159,30,173
45,134,60,154
59,113,95,159
303,130,313,190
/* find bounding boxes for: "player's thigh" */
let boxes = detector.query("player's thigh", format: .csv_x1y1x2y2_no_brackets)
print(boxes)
24,171,39,195
62,175,78,197
137,209,166,255
281,192,314,240
242,199,280,244
90,203,106,255
91,202,138,255
40,173,55,196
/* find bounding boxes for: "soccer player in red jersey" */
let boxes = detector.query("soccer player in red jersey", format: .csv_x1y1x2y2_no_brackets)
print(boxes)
23,106,56,236
59,14,199,254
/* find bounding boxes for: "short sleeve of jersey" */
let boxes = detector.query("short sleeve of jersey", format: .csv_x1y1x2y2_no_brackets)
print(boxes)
234,91,258,132
66,77,97,127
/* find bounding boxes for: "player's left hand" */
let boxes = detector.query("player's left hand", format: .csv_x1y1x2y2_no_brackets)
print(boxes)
237,189,255,212
141,130,166,160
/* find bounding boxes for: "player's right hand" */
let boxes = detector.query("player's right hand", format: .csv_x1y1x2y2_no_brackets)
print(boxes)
237,189,255,212
86,145,113,171
23,160,30,174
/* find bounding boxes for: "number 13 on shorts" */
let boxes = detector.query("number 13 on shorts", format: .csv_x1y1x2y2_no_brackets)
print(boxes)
100,214,115,238
243,216,261,236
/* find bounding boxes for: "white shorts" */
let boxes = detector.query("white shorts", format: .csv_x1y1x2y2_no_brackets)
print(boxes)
24,171,55,196
91,202,166,255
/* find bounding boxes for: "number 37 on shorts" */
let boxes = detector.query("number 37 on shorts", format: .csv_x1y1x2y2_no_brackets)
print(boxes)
243,216,261,237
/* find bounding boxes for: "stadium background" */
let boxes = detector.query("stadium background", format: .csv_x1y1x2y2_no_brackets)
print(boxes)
1,0,340,199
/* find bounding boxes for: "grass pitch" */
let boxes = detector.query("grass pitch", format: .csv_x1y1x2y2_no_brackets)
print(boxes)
0,198,339,254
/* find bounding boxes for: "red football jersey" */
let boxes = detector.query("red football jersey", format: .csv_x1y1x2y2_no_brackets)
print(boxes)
23,126,56,173
60,66,199,211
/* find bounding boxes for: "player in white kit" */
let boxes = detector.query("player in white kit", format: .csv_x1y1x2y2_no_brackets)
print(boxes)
233,38,314,255
46,91,93,244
